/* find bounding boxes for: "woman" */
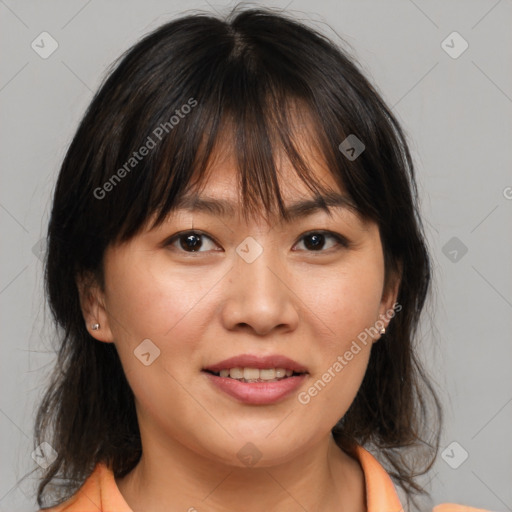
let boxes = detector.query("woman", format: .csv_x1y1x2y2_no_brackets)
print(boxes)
34,6,487,511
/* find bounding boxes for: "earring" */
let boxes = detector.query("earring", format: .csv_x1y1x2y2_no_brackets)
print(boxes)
380,327,386,335
92,323,100,331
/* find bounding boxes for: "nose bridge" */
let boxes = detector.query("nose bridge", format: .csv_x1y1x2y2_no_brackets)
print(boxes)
222,232,298,335
235,233,283,299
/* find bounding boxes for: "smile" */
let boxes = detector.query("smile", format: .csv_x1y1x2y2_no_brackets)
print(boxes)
205,367,306,382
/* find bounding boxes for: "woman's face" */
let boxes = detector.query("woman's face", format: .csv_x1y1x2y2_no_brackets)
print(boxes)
82,141,398,468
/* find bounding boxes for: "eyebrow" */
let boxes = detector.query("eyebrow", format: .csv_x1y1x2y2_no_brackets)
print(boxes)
172,190,357,221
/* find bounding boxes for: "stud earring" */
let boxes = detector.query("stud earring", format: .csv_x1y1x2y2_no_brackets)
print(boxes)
380,327,386,335
92,323,100,331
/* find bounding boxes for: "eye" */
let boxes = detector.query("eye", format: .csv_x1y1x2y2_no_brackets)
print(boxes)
293,231,349,252
164,229,349,254
166,231,221,253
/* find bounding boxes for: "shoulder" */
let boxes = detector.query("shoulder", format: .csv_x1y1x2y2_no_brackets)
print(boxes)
433,505,496,512
352,446,494,512
37,463,133,512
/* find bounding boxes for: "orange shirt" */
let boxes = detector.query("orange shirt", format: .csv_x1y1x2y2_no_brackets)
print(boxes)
40,446,490,512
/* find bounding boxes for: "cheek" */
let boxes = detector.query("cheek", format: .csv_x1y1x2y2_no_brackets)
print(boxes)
293,251,383,419
102,252,227,387
302,255,385,348
104,254,213,340
295,278,378,429
101,260,214,421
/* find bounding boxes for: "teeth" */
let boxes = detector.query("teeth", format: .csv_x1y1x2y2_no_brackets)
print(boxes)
230,367,244,379
259,368,276,380
215,367,299,381
244,368,260,380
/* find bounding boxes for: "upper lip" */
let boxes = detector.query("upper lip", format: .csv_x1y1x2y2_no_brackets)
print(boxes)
203,354,309,373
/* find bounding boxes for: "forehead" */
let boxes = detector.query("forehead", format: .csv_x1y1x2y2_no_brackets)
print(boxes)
190,131,344,201
159,158,361,238
141,111,362,235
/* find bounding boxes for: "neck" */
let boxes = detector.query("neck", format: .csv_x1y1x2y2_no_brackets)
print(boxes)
116,429,365,512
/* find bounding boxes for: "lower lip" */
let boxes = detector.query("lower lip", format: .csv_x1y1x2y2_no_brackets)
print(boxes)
203,372,308,405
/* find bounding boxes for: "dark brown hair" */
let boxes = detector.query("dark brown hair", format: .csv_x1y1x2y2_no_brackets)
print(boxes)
32,5,441,509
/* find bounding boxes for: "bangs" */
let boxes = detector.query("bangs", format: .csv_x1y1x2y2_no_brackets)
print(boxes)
110,82,359,245
144,96,358,236
86,11,384,247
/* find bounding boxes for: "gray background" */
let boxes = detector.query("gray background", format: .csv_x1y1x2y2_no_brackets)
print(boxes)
1,1,511,511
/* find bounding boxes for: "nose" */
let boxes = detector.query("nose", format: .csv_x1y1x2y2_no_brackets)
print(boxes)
220,239,300,336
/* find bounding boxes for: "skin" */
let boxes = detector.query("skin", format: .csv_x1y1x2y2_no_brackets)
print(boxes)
78,138,400,512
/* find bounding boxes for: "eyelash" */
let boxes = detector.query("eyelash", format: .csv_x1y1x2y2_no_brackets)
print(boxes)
164,230,350,255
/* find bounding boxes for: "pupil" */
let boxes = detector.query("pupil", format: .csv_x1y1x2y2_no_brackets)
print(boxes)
305,234,324,251
182,234,201,251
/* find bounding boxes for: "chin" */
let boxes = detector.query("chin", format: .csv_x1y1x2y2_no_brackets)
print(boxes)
200,433,313,469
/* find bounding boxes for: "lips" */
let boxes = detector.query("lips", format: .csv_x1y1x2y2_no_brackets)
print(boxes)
202,354,309,405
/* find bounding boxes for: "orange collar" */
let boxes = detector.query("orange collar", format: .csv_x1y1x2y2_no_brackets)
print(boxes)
352,445,404,512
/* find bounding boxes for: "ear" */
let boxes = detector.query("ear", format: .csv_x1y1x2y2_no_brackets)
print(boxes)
376,263,402,337
76,272,114,343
